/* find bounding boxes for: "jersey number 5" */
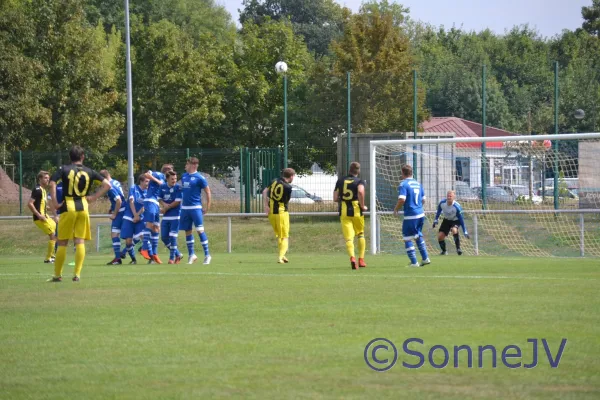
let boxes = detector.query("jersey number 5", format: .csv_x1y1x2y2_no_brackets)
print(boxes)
67,170,90,196
342,180,353,201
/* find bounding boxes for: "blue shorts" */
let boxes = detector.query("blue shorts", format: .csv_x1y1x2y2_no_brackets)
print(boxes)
402,217,425,241
143,202,160,226
180,208,204,232
161,217,180,239
120,218,145,240
111,210,125,233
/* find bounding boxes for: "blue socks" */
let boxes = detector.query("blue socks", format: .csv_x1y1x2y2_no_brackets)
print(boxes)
405,241,417,265
186,234,194,256
112,237,121,259
416,236,429,260
199,231,209,256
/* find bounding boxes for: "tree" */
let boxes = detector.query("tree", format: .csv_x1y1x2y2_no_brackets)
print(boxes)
582,0,600,38
129,18,226,148
0,1,50,150
239,0,346,57
330,4,427,133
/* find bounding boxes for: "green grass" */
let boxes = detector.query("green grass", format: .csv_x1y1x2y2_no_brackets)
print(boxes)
0,253,599,399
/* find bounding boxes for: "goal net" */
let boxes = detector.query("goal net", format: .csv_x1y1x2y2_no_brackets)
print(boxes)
369,133,600,257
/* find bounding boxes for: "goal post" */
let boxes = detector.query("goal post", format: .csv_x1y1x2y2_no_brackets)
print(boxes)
370,132,600,257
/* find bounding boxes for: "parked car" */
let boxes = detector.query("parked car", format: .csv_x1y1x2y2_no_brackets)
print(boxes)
454,181,480,201
538,187,579,199
499,185,543,205
472,186,517,203
289,186,316,204
291,185,323,202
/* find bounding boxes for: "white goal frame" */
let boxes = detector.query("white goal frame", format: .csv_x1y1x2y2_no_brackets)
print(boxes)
369,132,600,255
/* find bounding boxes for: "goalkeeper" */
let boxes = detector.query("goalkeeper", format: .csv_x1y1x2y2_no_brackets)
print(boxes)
432,190,469,255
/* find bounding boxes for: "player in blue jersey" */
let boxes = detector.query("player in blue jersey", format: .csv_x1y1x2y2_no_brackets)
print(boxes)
100,170,127,265
158,170,183,264
433,190,470,256
141,164,173,264
393,164,431,267
120,174,149,264
180,157,212,265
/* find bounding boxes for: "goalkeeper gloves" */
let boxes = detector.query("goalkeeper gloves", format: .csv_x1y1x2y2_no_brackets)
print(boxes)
432,220,438,228
464,232,470,239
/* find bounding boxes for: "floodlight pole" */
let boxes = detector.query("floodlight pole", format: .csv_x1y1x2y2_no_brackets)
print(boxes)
553,61,559,210
284,74,288,168
481,64,487,210
124,0,134,189
413,69,418,178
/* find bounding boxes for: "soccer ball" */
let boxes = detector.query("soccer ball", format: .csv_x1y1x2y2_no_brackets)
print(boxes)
275,61,288,74
574,109,585,120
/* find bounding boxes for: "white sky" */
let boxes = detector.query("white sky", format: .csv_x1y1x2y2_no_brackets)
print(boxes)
218,0,590,38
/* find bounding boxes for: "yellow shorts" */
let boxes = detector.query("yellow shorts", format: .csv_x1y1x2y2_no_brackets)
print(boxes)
57,210,91,241
269,212,290,239
340,215,365,240
34,218,56,236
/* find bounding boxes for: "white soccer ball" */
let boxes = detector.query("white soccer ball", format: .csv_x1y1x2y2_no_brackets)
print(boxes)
275,61,288,74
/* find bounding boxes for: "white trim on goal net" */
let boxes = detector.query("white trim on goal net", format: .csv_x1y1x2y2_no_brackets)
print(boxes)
369,132,600,255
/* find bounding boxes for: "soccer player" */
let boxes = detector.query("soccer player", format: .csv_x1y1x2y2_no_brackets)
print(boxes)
180,157,212,265
432,190,470,255
262,168,295,264
333,162,367,270
48,145,112,282
120,174,149,264
393,164,431,267
158,170,183,264
28,171,57,263
100,170,126,265
141,165,172,264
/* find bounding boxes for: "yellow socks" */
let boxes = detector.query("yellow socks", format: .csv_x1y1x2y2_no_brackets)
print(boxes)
46,240,56,260
358,235,366,259
345,239,355,258
54,246,67,277
74,244,85,277
278,238,289,260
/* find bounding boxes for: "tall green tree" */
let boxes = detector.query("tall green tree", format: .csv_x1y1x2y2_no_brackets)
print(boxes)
330,4,426,133
129,18,226,148
239,0,346,57
582,0,600,38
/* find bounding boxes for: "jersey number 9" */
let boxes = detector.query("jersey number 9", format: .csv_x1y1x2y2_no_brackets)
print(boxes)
271,182,284,201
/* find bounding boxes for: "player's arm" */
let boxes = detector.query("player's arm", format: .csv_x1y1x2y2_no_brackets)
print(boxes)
357,183,367,211
262,186,271,215
27,190,45,221
433,201,442,228
87,179,112,203
333,179,341,203
394,183,407,216
456,206,469,238
145,171,164,185
110,197,122,220
202,186,211,215
49,170,61,212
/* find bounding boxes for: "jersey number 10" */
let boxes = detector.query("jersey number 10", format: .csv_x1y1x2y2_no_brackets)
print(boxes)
67,170,90,197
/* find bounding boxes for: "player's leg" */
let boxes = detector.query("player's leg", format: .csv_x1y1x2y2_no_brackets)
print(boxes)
341,217,356,269
451,226,462,255
402,220,419,266
160,219,171,256
120,220,137,264
414,218,430,265
72,210,92,280
438,222,449,255
278,212,289,263
50,211,76,281
108,213,123,264
181,210,197,264
192,210,210,264
150,211,161,263
354,216,366,268
171,219,182,263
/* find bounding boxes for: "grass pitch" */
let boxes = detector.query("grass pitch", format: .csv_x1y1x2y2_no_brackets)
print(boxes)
0,253,599,399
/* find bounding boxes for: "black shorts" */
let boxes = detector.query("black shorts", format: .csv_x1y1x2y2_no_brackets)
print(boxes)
439,219,459,236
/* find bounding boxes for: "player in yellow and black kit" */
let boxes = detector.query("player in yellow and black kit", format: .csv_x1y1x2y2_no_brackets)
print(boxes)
334,162,367,270
48,145,112,282
28,171,57,263
262,168,295,263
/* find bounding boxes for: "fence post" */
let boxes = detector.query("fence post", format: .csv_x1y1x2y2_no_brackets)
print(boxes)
239,148,243,213
227,217,232,254
553,61,559,210
579,213,584,257
473,214,479,256
481,65,487,210
186,148,190,160
347,71,351,173
18,150,23,216
413,69,418,178
96,224,101,252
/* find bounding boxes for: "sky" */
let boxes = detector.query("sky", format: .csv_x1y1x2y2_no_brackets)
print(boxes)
218,0,591,38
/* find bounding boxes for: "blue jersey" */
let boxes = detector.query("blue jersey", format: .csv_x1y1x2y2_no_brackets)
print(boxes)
107,179,126,212
435,199,467,234
158,183,182,218
145,170,165,202
398,178,425,219
56,182,64,204
181,172,208,208
125,185,146,219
